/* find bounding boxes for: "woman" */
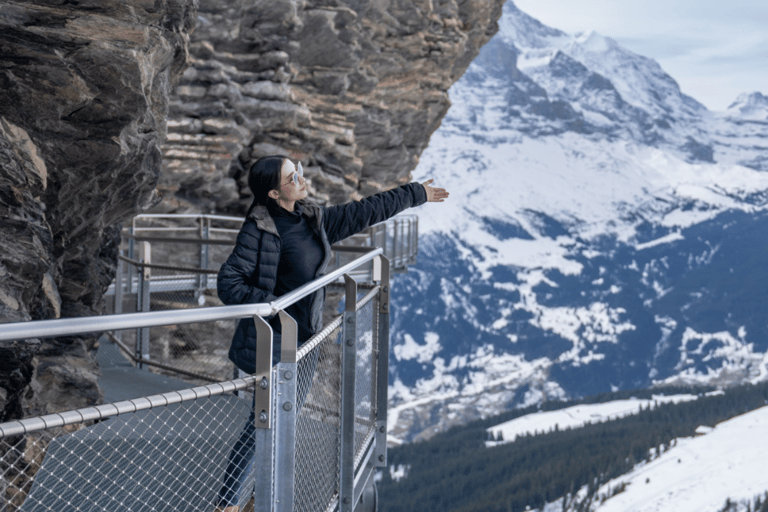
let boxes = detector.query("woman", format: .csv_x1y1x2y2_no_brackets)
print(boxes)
215,155,449,511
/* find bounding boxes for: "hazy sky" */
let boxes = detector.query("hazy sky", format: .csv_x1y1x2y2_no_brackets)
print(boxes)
512,0,768,111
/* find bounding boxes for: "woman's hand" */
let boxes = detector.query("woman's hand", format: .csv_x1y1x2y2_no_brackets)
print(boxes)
422,179,450,203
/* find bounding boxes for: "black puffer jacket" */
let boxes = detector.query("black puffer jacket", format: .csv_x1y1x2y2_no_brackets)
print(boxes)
218,182,427,374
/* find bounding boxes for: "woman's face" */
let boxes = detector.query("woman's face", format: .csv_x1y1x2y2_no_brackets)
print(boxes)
271,159,308,206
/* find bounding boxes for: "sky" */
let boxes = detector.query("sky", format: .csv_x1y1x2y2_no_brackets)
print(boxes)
512,0,768,111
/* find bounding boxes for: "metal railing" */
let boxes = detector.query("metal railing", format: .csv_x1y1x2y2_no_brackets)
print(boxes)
0,249,391,512
105,213,417,383
115,213,417,297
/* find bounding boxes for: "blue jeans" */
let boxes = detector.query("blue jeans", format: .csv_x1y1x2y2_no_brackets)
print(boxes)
217,349,319,508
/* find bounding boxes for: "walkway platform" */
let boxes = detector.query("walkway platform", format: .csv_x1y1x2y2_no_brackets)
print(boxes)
96,336,192,403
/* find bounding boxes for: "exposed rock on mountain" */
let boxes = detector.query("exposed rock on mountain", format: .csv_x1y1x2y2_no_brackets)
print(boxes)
0,0,196,420
157,0,505,212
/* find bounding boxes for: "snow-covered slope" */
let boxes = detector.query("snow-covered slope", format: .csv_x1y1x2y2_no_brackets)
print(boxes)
486,394,700,446
583,406,768,512
387,1,768,442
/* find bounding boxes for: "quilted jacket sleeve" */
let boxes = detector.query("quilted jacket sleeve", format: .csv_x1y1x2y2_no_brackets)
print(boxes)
322,182,427,245
217,220,279,306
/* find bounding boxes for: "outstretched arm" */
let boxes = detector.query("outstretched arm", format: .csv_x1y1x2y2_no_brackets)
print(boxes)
322,181,450,245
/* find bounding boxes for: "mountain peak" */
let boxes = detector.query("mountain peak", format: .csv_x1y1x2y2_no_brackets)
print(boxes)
497,1,567,49
726,91,768,120
498,4,705,121
572,30,615,54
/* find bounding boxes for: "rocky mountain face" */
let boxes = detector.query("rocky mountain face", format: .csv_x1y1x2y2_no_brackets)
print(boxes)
156,0,505,213
386,1,768,442
0,0,197,421
0,0,505,422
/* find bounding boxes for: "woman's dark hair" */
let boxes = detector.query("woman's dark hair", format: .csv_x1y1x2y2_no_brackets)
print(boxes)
246,155,285,216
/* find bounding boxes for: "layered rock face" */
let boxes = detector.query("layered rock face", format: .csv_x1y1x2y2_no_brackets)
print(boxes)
1,0,503,422
158,0,505,213
0,0,196,420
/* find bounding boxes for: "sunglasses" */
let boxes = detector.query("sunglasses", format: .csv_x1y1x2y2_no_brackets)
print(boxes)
290,161,304,187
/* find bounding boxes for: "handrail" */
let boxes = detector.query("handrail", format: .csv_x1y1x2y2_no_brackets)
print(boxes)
0,242,390,512
0,377,255,438
122,233,237,245
132,213,241,222
0,247,383,343
0,303,273,343
272,247,381,312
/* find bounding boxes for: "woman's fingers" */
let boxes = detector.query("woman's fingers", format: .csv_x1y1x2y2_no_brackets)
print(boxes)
421,179,449,202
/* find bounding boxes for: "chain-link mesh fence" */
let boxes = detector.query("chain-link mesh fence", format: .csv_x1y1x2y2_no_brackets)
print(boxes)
1,282,387,512
294,319,343,512
353,291,378,467
1,228,396,511
0,379,255,512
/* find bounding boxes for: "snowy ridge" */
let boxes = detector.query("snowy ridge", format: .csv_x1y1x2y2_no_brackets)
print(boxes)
414,133,768,257
388,0,768,444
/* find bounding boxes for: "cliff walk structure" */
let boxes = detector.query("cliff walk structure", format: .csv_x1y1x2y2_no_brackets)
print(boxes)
0,213,418,512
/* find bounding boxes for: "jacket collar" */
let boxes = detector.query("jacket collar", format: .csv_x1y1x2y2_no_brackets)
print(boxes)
248,204,278,236
248,200,322,237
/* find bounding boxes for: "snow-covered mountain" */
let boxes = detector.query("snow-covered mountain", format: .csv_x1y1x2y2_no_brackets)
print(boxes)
727,92,768,122
387,1,768,442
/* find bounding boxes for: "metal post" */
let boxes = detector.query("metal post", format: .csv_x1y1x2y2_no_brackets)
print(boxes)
198,217,210,295
253,315,274,429
275,311,298,512
252,315,275,512
253,383,276,512
340,274,358,512
391,220,399,269
413,216,419,265
373,255,390,467
136,242,151,367
127,223,136,294
114,253,123,340
397,220,408,270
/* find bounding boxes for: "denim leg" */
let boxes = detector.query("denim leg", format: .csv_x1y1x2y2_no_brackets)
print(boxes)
217,341,319,507
296,348,319,412
218,335,284,506
217,407,256,507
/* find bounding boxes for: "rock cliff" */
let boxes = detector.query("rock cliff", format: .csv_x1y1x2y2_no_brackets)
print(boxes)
158,0,505,212
0,0,504,421
0,0,196,420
